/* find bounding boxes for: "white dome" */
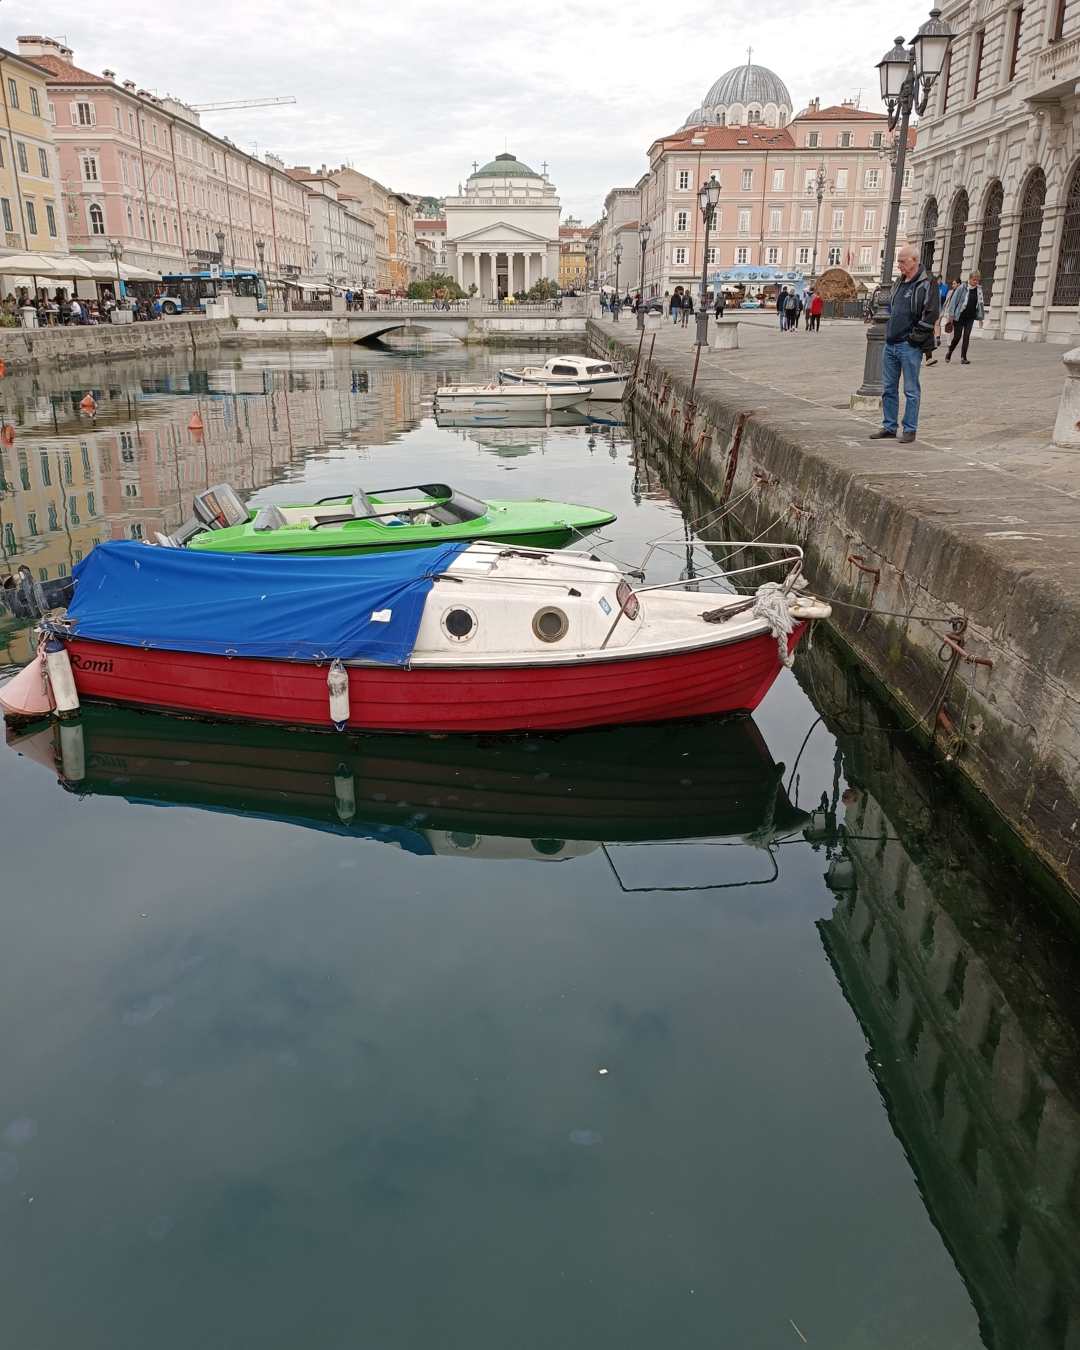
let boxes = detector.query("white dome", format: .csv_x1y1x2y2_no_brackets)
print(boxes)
704,63,791,110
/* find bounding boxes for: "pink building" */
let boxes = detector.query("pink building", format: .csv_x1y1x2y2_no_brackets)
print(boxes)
629,62,916,298
16,35,310,280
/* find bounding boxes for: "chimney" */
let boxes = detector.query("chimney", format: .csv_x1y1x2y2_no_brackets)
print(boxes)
102,68,116,79
123,80,136,91
16,34,74,62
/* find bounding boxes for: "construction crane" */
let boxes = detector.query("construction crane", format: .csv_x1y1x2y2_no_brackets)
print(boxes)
190,96,296,113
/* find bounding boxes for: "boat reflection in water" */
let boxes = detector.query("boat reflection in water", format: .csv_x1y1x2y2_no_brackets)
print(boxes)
433,403,625,431
9,707,805,871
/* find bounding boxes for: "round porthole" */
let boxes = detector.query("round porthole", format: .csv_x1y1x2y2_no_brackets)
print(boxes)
531,837,566,856
532,607,569,643
447,831,480,852
442,606,477,642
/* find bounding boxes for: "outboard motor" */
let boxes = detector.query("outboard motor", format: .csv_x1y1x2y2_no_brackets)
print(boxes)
165,483,249,546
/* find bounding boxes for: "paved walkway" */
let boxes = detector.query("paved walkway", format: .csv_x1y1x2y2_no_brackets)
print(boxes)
598,311,1079,501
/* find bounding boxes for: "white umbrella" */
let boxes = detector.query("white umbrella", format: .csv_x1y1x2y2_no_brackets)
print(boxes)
0,252,68,278
119,263,161,282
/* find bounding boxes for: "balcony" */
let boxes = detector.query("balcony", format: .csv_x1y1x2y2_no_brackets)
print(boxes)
1030,33,1080,101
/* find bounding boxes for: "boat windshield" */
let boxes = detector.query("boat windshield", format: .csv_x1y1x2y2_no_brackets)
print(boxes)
428,491,488,525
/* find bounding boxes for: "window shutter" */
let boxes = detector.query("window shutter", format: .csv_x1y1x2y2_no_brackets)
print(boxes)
89,103,97,126
69,101,78,125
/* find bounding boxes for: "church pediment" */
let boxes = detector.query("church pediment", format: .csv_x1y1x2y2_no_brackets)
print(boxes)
449,220,553,245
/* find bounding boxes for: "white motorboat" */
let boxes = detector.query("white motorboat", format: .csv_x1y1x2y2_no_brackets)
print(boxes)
433,382,590,413
498,355,628,401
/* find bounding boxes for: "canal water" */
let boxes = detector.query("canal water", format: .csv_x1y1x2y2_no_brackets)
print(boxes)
1,343,1079,1349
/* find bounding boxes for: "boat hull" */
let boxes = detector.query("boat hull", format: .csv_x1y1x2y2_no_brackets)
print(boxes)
60,626,803,733
191,523,607,557
499,371,627,401
434,389,586,412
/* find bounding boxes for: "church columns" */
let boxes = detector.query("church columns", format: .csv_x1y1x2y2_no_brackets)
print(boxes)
524,252,531,291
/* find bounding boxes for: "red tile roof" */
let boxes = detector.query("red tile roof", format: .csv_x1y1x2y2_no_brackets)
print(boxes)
652,126,796,152
793,105,886,120
26,52,115,85
414,219,446,230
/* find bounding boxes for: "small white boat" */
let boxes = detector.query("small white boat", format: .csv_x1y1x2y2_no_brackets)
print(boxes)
434,382,590,413
498,355,627,401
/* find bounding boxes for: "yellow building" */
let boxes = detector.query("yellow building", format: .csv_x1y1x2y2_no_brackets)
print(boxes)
0,47,68,257
559,223,588,292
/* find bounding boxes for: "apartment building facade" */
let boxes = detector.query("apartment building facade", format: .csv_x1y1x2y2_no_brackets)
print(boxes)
0,45,68,257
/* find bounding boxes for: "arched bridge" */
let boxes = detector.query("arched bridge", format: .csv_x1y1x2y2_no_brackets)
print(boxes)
235,299,590,344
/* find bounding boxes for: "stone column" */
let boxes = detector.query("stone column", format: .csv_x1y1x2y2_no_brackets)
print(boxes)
491,251,500,297
524,252,532,291
1052,346,1080,446
472,252,481,295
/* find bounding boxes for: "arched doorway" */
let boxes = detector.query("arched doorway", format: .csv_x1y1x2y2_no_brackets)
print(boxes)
945,190,969,283
920,198,939,272
1009,169,1047,306
1052,161,1080,307
977,181,1004,307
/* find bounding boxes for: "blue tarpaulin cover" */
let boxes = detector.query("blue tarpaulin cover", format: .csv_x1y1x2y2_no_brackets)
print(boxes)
68,540,470,665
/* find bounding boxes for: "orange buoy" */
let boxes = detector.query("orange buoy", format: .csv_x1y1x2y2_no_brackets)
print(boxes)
79,392,97,413
0,423,14,446
187,411,204,432
0,359,7,377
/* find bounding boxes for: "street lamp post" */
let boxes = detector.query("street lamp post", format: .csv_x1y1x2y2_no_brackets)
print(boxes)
107,238,123,300
255,236,265,276
807,164,828,280
636,222,651,329
854,7,954,404
695,175,721,347
613,240,623,299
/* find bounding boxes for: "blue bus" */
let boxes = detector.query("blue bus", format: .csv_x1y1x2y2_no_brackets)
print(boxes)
158,269,268,314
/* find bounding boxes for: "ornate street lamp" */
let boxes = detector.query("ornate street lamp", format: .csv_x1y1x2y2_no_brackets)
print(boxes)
613,239,623,298
854,8,955,404
636,221,651,329
255,236,265,275
214,229,225,263
695,175,721,346
806,164,832,280
107,238,123,298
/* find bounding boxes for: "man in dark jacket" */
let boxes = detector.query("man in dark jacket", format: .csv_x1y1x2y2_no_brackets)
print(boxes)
871,244,940,444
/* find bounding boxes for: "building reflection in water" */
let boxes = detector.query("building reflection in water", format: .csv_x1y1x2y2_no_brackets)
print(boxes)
804,641,1080,1350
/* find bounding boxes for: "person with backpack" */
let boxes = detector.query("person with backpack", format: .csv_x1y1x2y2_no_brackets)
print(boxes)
943,271,985,365
670,286,683,325
681,289,694,327
777,287,788,330
870,244,940,444
783,288,799,331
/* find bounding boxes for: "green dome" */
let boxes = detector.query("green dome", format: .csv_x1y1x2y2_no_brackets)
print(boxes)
470,152,541,179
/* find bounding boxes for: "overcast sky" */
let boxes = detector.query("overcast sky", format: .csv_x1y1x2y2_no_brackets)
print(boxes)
10,0,904,220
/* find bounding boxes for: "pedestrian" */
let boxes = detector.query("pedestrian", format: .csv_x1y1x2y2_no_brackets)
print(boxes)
943,271,985,365
871,242,940,444
777,286,788,330
69,296,83,324
610,291,622,323
600,291,609,315
670,286,683,325
714,290,726,320
809,289,823,332
783,288,799,331
681,289,694,327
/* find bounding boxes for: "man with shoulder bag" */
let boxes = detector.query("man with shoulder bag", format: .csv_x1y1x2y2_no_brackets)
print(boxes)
870,244,940,444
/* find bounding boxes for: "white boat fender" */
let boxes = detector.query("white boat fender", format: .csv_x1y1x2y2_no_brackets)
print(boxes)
59,720,86,784
44,637,81,717
327,658,350,731
752,582,797,669
334,765,356,823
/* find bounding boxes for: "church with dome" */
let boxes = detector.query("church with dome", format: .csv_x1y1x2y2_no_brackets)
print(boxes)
444,151,562,298
595,56,915,304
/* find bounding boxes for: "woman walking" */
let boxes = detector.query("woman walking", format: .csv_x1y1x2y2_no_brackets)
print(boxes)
681,289,694,327
670,286,683,325
944,272,985,365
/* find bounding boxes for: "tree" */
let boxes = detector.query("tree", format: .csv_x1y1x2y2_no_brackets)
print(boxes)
406,272,465,300
526,278,559,303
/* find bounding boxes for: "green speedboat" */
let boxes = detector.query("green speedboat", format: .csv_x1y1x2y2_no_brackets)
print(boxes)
175,482,616,557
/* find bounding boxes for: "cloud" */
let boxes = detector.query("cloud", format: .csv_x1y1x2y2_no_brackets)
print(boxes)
7,0,899,220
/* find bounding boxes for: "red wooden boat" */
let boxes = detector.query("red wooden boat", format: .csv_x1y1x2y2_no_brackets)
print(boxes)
2,540,830,734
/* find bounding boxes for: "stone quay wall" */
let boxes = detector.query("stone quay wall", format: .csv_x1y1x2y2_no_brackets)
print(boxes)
588,318,1080,904
0,317,238,374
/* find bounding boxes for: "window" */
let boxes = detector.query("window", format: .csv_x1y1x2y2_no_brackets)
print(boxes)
769,207,782,233
797,246,811,264
68,495,80,523
864,168,881,191
1052,0,1067,41
871,131,883,148
808,132,820,148
839,132,853,148
48,502,58,531
121,155,128,185
706,247,717,263
827,246,842,266
748,107,762,123
675,209,688,232
1007,6,1024,78
87,490,96,516
677,170,690,191
738,208,751,234
128,109,136,136
18,452,29,490
1,198,13,233
130,522,144,541
1010,169,1046,305
800,207,813,232
859,246,874,267
2,523,13,554
903,166,913,189
940,49,953,111
25,201,36,234
972,29,987,97
89,203,105,235
38,147,50,178
30,87,40,117
27,512,38,537
673,246,688,264
740,169,753,190
0,141,4,169
835,169,849,192
832,208,845,231
16,142,28,174
735,246,749,264
772,169,784,191
82,155,98,182
6,78,18,109
766,246,780,264
864,209,877,232
804,169,817,193
40,453,51,486
75,100,95,126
